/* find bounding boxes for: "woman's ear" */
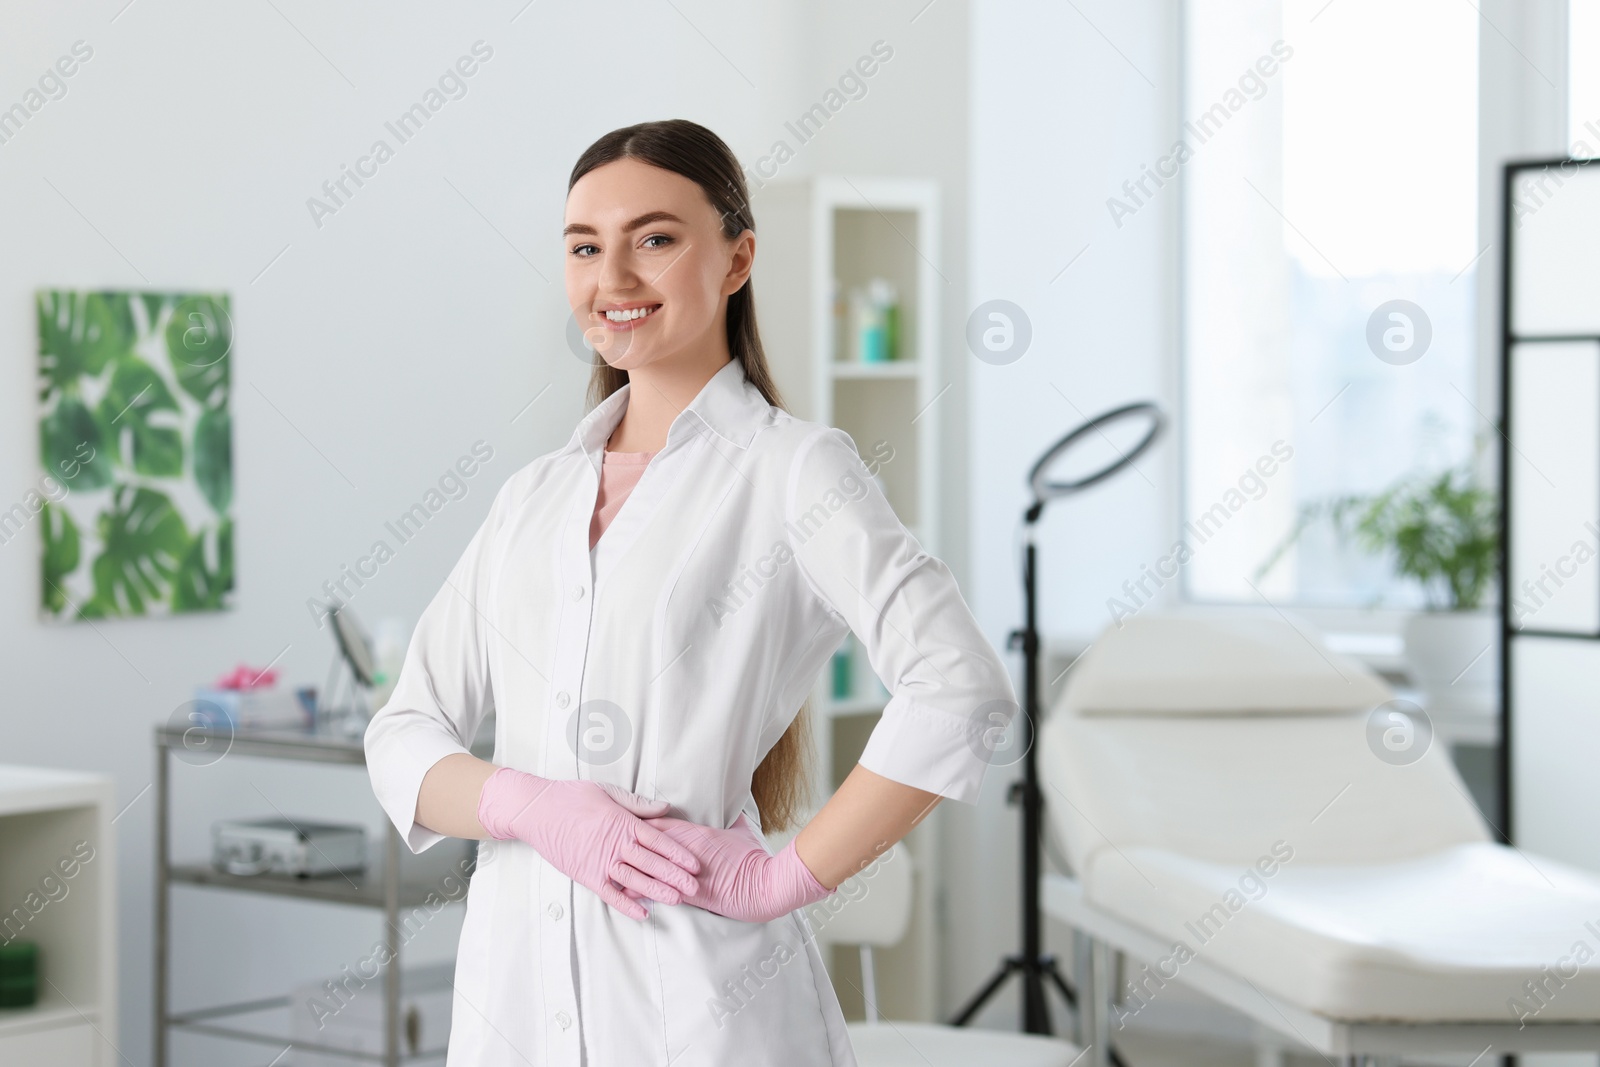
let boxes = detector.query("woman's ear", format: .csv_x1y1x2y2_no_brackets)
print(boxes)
721,228,756,296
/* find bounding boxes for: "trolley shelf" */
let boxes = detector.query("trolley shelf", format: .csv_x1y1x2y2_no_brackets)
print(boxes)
164,993,448,1062
154,716,493,1065
154,720,494,765
166,860,447,910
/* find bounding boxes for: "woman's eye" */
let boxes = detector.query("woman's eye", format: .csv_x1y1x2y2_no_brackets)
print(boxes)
642,234,673,249
571,243,598,257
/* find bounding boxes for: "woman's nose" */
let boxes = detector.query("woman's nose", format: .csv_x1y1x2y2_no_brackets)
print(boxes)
599,245,639,294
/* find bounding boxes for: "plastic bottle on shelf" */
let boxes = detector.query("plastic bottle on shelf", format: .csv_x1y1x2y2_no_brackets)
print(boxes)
868,278,900,361
846,286,880,362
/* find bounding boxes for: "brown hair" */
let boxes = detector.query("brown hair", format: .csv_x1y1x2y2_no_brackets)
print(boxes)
568,119,813,835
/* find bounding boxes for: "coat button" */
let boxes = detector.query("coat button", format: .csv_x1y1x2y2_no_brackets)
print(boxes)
572,584,586,601
556,691,570,709
548,902,563,920
555,1010,572,1029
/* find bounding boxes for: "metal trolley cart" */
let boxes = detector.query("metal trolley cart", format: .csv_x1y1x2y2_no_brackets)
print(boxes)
152,719,492,1066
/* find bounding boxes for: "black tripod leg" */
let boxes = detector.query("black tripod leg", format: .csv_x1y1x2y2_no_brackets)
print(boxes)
947,957,1020,1027
1044,957,1078,1008
1024,965,1053,1035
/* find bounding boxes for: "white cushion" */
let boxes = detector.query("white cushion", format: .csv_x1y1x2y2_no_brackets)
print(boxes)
1084,842,1600,1021
1039,711,1490,877
1061,609,1391,716
848,1022,1080,1067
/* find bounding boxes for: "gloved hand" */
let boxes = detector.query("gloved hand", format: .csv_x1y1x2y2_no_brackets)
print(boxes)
635,811,835,923
476,767,702,921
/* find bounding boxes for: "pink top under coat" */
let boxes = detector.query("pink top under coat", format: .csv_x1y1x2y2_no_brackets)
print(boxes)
588,447,657,549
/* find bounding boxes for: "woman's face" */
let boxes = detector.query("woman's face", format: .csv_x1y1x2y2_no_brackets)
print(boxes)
564,157,754,372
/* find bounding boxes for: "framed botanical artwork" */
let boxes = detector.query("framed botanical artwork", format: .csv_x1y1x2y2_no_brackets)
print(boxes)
35,290,234,620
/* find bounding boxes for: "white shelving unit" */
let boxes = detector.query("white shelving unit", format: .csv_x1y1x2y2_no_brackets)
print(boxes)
0,765,117,1065
752,175,945,1023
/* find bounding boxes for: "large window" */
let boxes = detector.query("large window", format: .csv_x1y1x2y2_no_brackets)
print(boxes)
1182,0,1481,607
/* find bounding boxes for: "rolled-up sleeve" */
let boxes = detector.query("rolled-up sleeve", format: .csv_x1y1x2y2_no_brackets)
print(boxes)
785,426,1018,804
364,481,507,853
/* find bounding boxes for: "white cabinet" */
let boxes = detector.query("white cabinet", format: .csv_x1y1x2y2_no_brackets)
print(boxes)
0,766,117,1066
752,176,945,1022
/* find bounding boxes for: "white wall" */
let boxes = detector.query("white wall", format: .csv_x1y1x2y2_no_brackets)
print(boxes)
0,1,974,1062
963,0,1180,1031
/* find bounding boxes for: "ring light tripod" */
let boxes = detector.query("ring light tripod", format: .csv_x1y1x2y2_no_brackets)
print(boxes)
948,401,1165,1054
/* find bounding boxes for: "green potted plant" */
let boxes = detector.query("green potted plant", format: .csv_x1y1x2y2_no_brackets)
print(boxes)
1256,460,1499,713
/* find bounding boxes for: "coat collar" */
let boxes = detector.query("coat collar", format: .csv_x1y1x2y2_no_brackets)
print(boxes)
564,358,769,467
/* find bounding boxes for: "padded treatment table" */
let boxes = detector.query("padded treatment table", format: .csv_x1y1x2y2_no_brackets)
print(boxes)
1038,610,1600,1065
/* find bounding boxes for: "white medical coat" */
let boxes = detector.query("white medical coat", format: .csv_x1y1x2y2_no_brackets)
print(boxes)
364,356,1017,1066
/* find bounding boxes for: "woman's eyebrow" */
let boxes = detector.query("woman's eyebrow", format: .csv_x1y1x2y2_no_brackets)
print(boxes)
562,210,684,237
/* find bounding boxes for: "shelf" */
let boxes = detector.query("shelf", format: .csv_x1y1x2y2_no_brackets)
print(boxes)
0,991,97,1038
166,858,461,911
748,175,943,1021
0,768,109,818
830,360,919,379
155,720,494,765
0,768,114,1064
155,723,475,1064
165,995,446,1062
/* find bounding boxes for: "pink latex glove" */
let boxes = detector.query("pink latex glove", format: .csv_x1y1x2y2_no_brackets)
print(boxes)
476,767,702,921
634,811,836,923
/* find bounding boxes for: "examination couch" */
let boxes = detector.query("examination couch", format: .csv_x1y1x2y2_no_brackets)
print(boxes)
1039,610,1600,1065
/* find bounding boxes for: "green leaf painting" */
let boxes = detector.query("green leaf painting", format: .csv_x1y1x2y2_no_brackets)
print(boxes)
35,289,235,621
100,356,184,477
40,502,80,615
37,292,135,401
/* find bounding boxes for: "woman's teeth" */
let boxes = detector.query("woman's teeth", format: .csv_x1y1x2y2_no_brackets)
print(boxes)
604,305,658,322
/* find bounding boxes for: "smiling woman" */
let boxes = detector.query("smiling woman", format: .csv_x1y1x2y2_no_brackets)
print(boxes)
364,118,1016,1067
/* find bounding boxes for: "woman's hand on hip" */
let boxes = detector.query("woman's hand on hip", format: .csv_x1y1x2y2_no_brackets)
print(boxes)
636,812,835,923
476,767,701,921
